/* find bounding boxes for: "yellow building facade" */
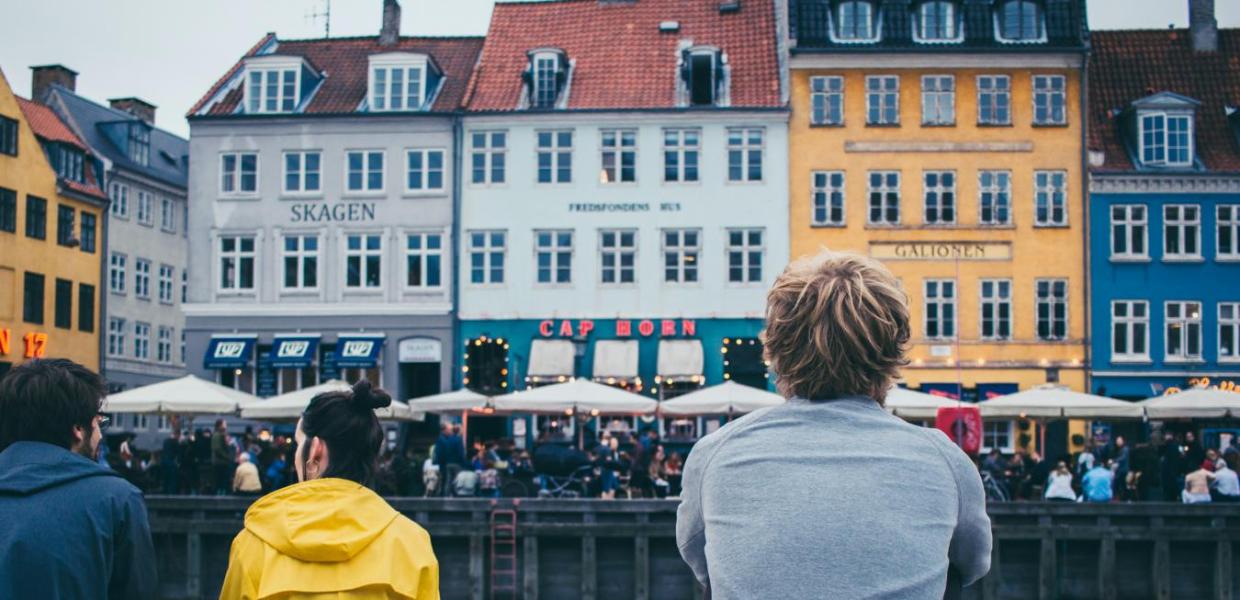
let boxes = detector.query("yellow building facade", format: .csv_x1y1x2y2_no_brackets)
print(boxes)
0,67,105,375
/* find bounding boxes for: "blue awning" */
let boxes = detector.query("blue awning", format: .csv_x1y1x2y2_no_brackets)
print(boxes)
333,335,385,368
203,336,257,369
270,336,320,368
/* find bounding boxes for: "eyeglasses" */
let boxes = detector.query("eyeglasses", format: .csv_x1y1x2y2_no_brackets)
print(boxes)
97,414,111,431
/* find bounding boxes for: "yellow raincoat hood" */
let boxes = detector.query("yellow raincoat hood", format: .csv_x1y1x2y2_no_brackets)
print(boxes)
219,478,439,599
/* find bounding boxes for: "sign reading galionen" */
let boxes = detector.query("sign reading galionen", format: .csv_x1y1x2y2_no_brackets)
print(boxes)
870,241,1012,261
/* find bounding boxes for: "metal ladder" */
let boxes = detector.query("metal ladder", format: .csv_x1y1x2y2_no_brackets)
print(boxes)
490,499,519,600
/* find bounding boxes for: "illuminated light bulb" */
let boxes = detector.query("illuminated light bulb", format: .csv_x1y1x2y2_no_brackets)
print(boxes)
234,369,243,376
462,366,469,373
913,358,924,366
464,353,470,360
501,369,509,376
654,376,663,384
1039,358,1050,367
558,375,567,382
977,358,986,367
497,338,505,345
565,409,574,416
946,358,955,367
463,377,470,385
1070,358,1081,366
591,409,600,417
724,373,732,380
475,340,483,347
504,344,510,350
501,382,508,388
723,338,731,345
721,347,728,354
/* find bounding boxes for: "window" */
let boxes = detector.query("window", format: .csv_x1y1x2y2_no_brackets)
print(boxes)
1221,303,1240,362
1140,113,1193,167
1111,301,1149,361
1220,205,1240,259
1110,205,1147,259
220,153,258,195
978,170,1011,225
837,1,877,40
1034,171,1067,226
25,195,46,239
810,76,844,125
107,318,126,357
128,125,150,166
468,231,506,285
135,192,152,225
180,330,186,365
134,322,150,360
924,279,956,339
158,265,174,303
54,279,72,330
921,76,955,125
219,235,256,291
918,1,958,40
55,146,84,183
157,327,173,364
283,151,321,193
1033,75,1066,125
109,182,128,218
1166,301,1203,360
663,129,700,183
80,213,96,253
160,198,175,232
1035,279,1068,341
600,129,637,184
600,230,637,285
406,149,445,191
812,171,846,226
109,253,127,294
134,259,151,299
345,234,383,289
0,115,16,156
406,232,443,288
866,76,899,125
529,51,566,108
470,131,507,185
999,0,1041,41
57,205,75,246
23,272,44,324
685,49,721,106
727,128,764,182
727,229,764,284
663,229,701,284
977,75,1011,125
247,68,298,113
346,151,384,192
0,187,14,233
181,270,187,303
282,235,319,290
923,171,956,224
980,279,1012,340
535,230,573,285
982,421,1014,453
868,171,901,225
370,64,425,111
1163,205,1201,260
78,284,94,333
536,131,572,184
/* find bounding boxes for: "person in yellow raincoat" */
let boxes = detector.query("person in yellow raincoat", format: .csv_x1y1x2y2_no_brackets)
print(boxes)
220,380,439,599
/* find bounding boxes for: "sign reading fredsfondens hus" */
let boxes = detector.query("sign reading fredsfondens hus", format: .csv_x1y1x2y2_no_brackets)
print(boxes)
870,241,1012,261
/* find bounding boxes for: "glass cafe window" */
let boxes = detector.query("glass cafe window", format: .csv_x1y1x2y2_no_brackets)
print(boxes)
723,337,767,389
464,337,508,394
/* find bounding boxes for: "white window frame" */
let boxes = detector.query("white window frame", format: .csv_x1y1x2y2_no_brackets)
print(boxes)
996,0,1043,43
866,76,900,125
405,231,445,290
1111,300,1150,363
921,75,955,125
133,321,150,360
107,318,126,357
109,182,129,219
157,326,173,364
282,150,322,195
281,234,320,292
469,131,507,186
159,197,175,232
1165,301,1203,362
1110,204,1148,260
368,61,428,112
924,279,957,340
977,75,1012,125
982,421,1015,454
810,76,844,126
1034,170,1068,226
867,170,901,225
1216,205,1239,261
467,230,506,286
405,148,446,193
663,128,701,183
1163,204,1201,261
662,228,701,285
136,191,152,226
1035,278,1069,341
219,152,258,197
726,228,765,285
812,171,846,226
1032,75,1067,125
727,127,764,183
109,252,127,295
922,170,956,225
134,258,151,300
534,229,574,286
915,1,961,42
535,131,573,184
599,229,638,287
344,232,385,290
1220,302,1240,363
530,51,563,109
978,170,1012,225
1139,112,1193,168
600,129,637,184
218,235,257,293
979,279,1012,341
157,264,174,304
247,67,299,114
345,150,385,194
837,1,879,41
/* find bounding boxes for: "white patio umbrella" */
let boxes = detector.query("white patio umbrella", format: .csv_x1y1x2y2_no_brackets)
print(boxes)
885,386,961,419
407,388,493,414
977,387,1144,419
659,381,785,416
493,378,657,415
240,380,419,421
1141,387,1240,419
104,375,254,415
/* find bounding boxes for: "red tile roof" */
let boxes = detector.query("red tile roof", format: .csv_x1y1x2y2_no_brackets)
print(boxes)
1089,29,1240,173
190,35,484,116
465,0,782,111
16,96,88,151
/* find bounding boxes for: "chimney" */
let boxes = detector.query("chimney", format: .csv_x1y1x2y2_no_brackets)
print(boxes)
30,64,77,101
1190,0,1218,53
109,97,157,126
379,0,401,46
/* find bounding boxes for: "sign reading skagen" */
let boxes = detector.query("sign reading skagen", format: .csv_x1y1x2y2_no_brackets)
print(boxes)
870,242,1012,261
289,202,377,223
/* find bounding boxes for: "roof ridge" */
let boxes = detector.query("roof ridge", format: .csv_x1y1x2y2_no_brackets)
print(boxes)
279,34,486,43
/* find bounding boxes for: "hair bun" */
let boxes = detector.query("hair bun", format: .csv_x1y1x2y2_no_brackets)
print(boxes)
350,380,392,410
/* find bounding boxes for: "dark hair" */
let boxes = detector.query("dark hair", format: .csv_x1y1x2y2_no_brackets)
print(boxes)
0,359,105,451
300,380,391,487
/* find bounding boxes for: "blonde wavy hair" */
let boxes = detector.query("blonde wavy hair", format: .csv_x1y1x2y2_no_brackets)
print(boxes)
762,250,910,403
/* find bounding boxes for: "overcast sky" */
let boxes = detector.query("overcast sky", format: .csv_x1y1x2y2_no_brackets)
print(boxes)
3,0,1238,138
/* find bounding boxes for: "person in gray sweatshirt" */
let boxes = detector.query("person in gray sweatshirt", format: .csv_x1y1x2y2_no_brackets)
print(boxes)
677,250,992,599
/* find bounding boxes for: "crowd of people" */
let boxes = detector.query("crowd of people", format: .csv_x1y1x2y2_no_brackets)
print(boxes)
979,430,1240,504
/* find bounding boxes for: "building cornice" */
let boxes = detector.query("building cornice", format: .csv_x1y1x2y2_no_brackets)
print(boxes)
183,302,452,318
789,52,1084,70
1089,174,1240,194
1091,369,1240,378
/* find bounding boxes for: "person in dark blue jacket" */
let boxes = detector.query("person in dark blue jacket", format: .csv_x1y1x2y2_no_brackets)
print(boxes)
0,358,156,599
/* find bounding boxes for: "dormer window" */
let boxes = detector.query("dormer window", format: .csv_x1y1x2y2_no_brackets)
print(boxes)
247,68,298,113
837,1,877,41
524,49,568,109
368,53,439,112
917,1,959,41
128,124,150,166
1140,113,1194,167
54,145,85,183
998,1,1042,42
682,48,722,106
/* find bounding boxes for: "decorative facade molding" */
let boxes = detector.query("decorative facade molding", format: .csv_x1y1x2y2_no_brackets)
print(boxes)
845,140,1033,153
1089,174,1240,194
